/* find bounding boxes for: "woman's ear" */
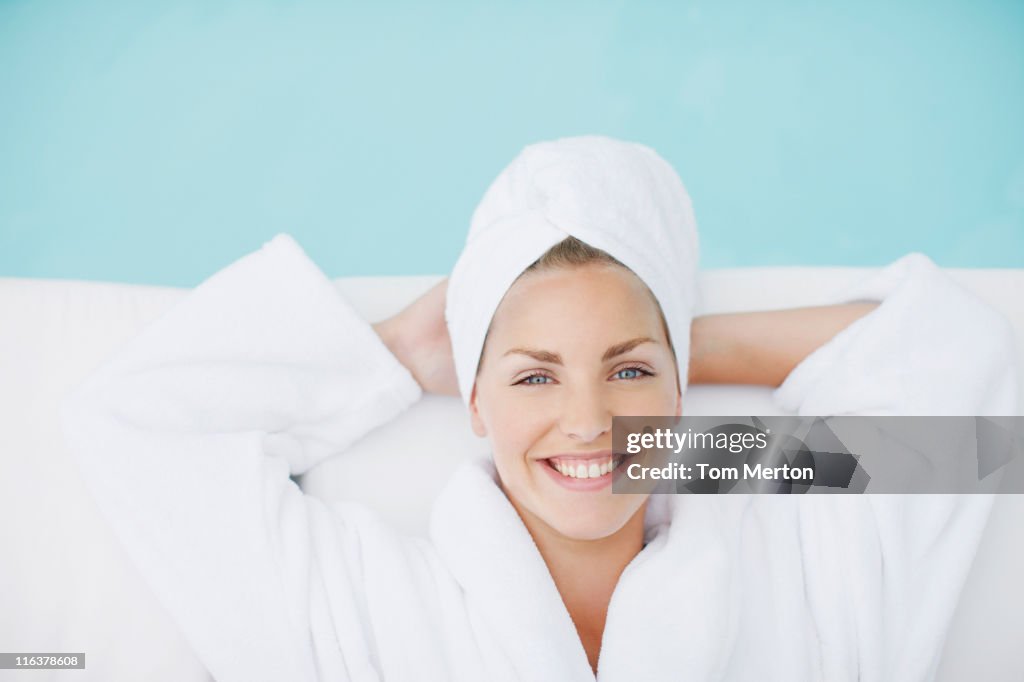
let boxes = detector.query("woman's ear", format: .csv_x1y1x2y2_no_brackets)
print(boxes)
469,383,488,437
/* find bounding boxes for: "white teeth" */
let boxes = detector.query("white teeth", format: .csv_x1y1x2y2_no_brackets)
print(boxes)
548,457,615,480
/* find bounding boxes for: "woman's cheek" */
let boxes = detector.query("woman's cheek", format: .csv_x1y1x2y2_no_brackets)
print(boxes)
494,403,548,454
608,386,657,415
634,379,678,413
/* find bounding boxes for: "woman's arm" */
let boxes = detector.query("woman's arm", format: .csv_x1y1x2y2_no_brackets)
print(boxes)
688,303,879,387
60,234,423,681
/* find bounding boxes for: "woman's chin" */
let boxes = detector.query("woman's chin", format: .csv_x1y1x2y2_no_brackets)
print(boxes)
500,470,642,542
540,503,638,542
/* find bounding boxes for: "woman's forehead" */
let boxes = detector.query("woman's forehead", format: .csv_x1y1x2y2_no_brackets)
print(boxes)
488,265,668,348
501,263,654,308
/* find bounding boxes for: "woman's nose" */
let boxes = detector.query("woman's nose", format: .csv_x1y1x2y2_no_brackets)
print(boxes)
557,387,612,443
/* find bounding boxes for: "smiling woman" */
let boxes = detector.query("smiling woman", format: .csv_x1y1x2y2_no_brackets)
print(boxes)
471,248,679,534
60,135,1018,682
467,246,684,669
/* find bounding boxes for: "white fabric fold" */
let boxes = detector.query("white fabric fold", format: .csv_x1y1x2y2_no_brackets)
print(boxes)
775,251,1019,416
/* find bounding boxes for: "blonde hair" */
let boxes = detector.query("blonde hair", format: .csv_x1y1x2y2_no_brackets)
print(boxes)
520,235,625,273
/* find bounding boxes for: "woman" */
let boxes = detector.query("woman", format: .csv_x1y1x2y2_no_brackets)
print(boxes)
61,136,1016,681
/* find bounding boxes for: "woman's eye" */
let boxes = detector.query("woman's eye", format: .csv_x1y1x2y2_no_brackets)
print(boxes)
614,367,652,380
516,367,651,385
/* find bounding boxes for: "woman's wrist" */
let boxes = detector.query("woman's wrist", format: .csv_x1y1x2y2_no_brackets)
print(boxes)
371,281,460,397
373,317,411,374
688,314,743,386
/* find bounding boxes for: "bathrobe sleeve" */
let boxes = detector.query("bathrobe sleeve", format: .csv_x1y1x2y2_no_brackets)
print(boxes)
773,252,1018,418
59,233,423,682
770,253,1019,680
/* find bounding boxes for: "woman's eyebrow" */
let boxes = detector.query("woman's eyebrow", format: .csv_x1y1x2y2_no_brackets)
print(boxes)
502,336,657,365
601,336,657,361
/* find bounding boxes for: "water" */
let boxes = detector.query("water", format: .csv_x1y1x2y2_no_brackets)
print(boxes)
2,0,1022,286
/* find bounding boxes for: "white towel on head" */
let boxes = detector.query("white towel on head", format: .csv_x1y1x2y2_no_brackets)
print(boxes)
445,135,700,408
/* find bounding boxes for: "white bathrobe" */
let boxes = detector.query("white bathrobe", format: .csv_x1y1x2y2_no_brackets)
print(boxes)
60,234,1018,682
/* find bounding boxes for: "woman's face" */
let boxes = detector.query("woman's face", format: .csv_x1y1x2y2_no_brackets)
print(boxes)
469,263,681,541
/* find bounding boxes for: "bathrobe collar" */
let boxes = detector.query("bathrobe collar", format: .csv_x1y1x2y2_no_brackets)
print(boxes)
429,456,748,681
429,455,594,680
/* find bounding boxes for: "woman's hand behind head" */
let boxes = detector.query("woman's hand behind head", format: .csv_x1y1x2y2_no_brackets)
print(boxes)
373,278,460,397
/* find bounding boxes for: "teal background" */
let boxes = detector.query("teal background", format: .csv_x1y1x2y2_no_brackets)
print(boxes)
2,0,1023,286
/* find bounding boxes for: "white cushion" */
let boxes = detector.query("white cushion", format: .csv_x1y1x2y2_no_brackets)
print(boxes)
1,266,1021,682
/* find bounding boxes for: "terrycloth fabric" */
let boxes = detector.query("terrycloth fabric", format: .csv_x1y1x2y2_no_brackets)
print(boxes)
61,234,1018,682
445,135,700,407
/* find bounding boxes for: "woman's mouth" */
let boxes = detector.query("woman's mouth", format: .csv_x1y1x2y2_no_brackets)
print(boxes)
537,452,634,491
545,454,624,479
